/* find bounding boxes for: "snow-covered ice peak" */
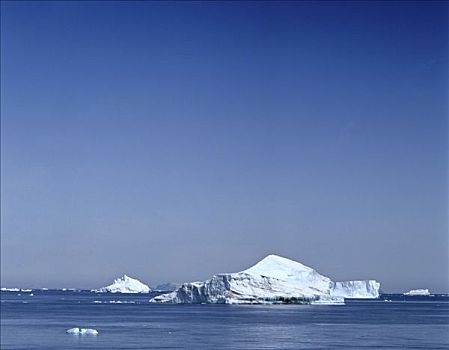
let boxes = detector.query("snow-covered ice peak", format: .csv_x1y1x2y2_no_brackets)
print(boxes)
241,254,333,294
94,275,151,293
244,254,318,277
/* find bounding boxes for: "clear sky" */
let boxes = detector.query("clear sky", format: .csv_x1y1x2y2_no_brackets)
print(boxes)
1,1,447,292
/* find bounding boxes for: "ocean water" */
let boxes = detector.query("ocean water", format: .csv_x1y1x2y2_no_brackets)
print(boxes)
1,291,448,349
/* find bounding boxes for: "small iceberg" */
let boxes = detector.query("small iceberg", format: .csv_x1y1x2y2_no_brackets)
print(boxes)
93,275,151,293
404,289,431,296
66,327,98,335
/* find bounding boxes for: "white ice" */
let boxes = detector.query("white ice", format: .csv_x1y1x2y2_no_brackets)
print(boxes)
93,275,151,293
404,289,430,296
66,327,98,335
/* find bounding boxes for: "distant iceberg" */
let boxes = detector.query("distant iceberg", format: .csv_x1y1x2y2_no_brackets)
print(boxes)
66,327,98,335
58,288,79,292
154,283,179,292
0,288,34,292
404,289,431,296
93,275,151,293
150,254,380,304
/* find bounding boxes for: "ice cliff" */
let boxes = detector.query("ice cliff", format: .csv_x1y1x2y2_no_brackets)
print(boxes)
331,280,380,299
94,275,151,293
150,254,380,304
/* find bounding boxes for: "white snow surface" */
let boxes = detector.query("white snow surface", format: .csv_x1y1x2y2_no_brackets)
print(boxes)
94,275,151,293
150,254,380,304
66,328,98,335
404,289,431,296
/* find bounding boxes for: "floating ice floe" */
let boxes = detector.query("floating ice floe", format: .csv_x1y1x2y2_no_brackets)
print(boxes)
1,288,20,292
404,289,431,296
93,275,151,293
93,300,137,304
66,327,98,335
150,254,380,305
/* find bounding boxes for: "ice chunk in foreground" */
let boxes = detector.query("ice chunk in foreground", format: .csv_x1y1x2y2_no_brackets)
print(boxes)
404,289,431,296
150,254,380,304
66,328,98,335
93,275,151,293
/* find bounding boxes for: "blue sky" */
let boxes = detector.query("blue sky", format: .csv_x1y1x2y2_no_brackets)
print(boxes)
1,1,448,292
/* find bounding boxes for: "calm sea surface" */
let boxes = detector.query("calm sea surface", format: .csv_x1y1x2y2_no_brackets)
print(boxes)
1,291,448,349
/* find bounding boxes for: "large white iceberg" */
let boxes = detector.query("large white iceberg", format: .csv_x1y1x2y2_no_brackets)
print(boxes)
404,289,430,296
93,275,151,293
150,254,380,304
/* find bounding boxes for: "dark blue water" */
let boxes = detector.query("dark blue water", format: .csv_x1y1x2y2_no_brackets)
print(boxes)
1,291,448,349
